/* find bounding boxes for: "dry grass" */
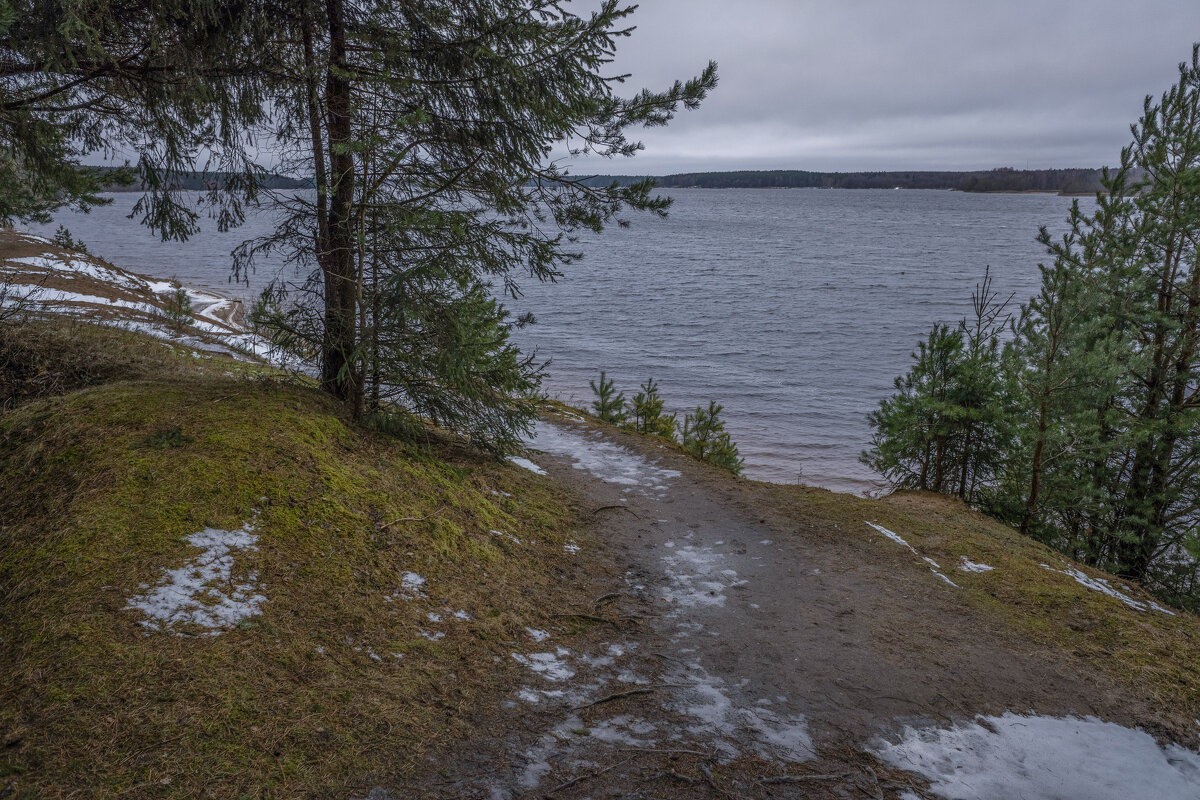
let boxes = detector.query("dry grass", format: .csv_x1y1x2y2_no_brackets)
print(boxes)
0,334,585,798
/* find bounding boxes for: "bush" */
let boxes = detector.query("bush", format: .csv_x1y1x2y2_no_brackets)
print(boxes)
682,400,744,474
589,370,626,424
628,377,676,439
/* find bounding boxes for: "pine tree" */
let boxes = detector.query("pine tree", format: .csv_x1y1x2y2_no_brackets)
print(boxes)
590,371,626,425
628,377,677,439
240,0,717,447
0,1,271,234
682,401,743,474
862,269,1012,507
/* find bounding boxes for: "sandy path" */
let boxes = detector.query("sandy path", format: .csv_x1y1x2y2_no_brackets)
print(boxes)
399,416,1198,800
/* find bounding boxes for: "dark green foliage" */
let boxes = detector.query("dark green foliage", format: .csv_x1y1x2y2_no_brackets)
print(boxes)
0,0,271,235
682,401,744,475
163,287,193,332
862,270,1012,504
867,45,1200,609
629,378,677,439
238,0,716,452
590,371,626,425
51,226,87,253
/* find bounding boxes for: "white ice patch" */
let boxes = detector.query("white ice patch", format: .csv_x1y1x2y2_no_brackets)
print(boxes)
872,712,1200,800
930,569,959,587
453,609,472,620
587,715,658,747
563,542,581,554
126,518,266,635
400,571,426,597
490,528,521,545
507,456,547,476
865,521,919,555
525,627,551,642
512,648,575,682
673,662,813,762
529,422,680,497
661,543,741,609
1041,562,1175,615
419,630,445,641
867,522,958,587
959,557,995,573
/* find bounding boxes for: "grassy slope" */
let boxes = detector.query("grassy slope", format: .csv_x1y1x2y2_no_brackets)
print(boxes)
0,322,581,798
759,482,1200,737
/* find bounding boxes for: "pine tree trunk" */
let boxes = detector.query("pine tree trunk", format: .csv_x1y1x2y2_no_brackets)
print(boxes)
320,0,361,410
1021,401,1048,537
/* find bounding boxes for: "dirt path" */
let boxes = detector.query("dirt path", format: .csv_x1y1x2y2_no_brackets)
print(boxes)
398,415,1197,800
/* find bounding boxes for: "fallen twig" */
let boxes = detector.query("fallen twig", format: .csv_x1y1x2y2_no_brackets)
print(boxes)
380,506,443,529
757,774,847,785
548,757,632,794
593,504,641,518
593,591,622,607
571,687,655,711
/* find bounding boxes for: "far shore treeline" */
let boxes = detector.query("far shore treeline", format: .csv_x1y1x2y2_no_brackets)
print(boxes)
580,167,1110,194
93,167,1110,195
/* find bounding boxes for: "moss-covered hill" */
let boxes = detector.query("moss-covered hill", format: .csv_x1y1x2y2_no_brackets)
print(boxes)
0,319,583,798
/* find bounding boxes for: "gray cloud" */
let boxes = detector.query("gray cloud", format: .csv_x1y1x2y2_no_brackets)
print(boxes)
573,0,1200,173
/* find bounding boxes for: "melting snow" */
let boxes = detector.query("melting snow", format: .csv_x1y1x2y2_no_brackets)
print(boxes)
529,422,680,496
1041,563,1175,615
511,648,575,682
865,521,919,555
867,522,958,587
661,543,745,609
507,456,547,475
400,571,426,597
490,529,521,545
672,662,813,762
525,627,551,642
959,556,995,573
872,712,1200,800
126,518,266,635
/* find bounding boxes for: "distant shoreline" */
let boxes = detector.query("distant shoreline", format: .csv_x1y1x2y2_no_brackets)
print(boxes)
577,168,1113,195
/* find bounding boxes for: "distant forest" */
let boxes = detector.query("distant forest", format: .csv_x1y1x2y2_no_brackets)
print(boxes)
580,167,1110,194
94,167,310,192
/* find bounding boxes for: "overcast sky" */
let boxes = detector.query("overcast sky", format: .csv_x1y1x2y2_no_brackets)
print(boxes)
572,0,1200,174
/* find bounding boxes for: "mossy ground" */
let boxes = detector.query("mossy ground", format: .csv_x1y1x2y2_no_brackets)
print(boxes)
0,323,582,798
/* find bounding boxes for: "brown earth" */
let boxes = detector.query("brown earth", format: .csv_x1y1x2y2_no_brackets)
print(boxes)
393,412,1195,800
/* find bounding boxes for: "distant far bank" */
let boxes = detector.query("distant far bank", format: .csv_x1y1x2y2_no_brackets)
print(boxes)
579,167,1113,195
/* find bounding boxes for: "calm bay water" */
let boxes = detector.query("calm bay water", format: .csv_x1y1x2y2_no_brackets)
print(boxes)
30,189,1092,493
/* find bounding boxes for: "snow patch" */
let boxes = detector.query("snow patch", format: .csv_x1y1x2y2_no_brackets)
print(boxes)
672,662,813,762
525,627,551,642
512,648,575,682
507,456,547,475
872,712,1200,800
865,521,919,555
1041,562,1174,615
399,571,427,598
959,556,995,573
126,517,266,635
661,543,743,609
529,422,680,496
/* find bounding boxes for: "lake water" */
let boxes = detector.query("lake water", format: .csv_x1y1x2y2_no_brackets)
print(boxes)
29,189,1092,493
